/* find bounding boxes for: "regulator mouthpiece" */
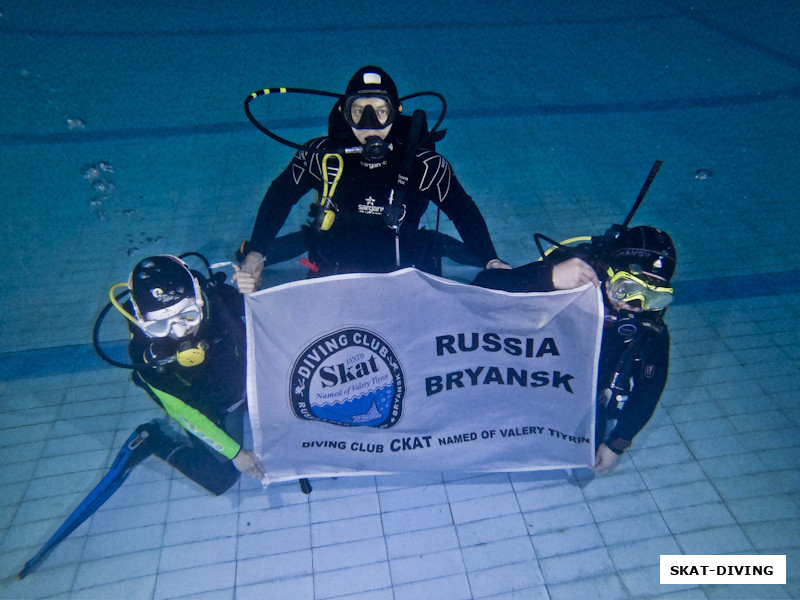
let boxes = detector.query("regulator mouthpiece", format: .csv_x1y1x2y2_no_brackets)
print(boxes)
361,136,391,162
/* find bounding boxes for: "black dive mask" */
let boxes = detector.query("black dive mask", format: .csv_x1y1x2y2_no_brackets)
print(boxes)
354,104,382,129
342,94,397,130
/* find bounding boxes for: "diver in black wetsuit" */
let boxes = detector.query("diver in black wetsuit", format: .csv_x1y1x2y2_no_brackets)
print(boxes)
18,255,270,579
472,226,676,475
120,255,265,493
234,65,509,291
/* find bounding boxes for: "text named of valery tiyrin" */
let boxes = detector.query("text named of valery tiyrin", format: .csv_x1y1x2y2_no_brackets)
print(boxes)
302,426,590,454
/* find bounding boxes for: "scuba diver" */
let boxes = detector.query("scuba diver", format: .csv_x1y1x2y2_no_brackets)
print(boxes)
120,254,265,488
472,225,676,475
19,255,266,579
233,65,510,292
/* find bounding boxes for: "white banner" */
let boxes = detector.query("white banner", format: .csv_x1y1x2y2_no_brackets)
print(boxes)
245,268,603,485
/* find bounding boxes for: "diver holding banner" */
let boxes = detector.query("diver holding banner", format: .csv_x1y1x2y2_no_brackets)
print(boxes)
233,65,511,290
19,254,267,579
474,225,675,475
473,162,675,475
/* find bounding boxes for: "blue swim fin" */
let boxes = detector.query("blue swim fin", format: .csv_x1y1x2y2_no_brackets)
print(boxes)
18,423,157,579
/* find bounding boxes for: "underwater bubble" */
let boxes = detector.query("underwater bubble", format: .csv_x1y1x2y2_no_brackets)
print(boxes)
694,168,712,180
122,208,135,216
83,162,114,181
83,165,101,181
127,247,139,256
141,234,166,245
66,117,86,130
92,180,115,195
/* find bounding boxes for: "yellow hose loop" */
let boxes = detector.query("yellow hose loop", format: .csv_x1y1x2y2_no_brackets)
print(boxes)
321,153,344,205
109,282,138,325
540,236,593,259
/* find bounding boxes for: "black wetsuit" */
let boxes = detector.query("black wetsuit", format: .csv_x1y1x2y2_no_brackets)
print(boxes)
595,312,669,454
127,277,247,495
471,262,670,454
248,117,499,276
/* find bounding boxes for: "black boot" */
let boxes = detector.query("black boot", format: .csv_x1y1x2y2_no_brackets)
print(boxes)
152,433,238,495
121,421,166,475
138,419,240,495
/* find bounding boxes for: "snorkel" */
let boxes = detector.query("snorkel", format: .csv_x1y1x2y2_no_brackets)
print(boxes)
533,160,674,325
534,160,664,277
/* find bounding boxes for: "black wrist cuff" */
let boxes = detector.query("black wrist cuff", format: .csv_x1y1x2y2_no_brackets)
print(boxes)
606,437,631,455
235,241,265,262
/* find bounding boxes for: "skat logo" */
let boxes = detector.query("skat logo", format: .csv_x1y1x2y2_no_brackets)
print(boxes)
290,328,405,428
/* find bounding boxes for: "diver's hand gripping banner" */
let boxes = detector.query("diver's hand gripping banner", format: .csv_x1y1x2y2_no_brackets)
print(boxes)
245,268,603,484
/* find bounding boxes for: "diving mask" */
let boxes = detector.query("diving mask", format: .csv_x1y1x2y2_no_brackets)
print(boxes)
342,95,398,130
139,298,203,338
606,268,674,310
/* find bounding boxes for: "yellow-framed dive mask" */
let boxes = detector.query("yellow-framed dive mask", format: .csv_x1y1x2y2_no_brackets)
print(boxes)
605,267,674,310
